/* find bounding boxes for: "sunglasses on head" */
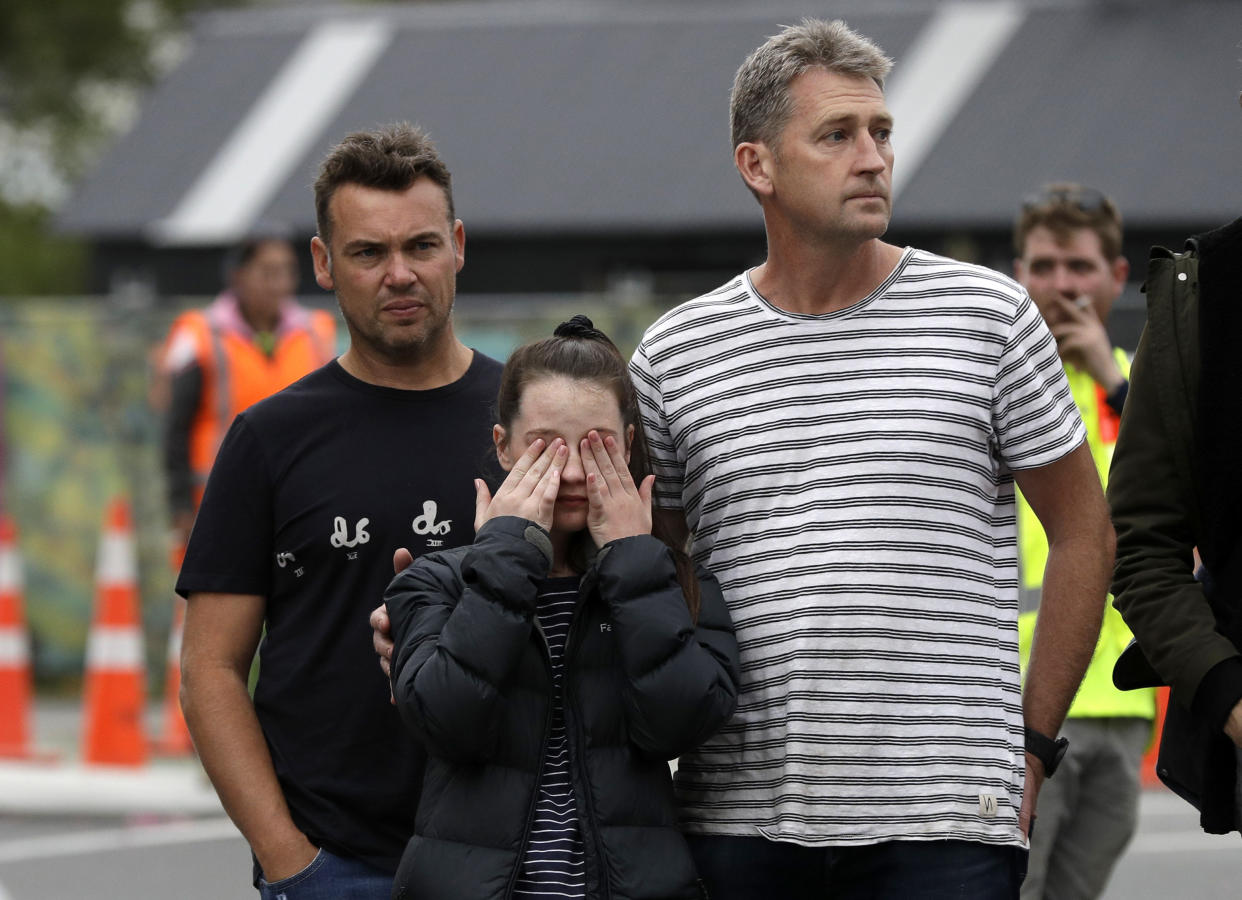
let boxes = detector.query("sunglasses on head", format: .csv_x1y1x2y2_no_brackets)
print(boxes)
1021,185,1109,213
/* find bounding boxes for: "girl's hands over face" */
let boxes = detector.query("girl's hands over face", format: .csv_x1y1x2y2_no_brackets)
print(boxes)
582,430,653,547
475,438,568,532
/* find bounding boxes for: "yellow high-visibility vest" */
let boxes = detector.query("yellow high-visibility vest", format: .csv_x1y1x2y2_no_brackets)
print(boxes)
1017,349,1156,719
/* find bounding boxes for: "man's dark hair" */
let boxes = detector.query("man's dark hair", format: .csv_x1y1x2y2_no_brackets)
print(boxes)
222,222,295,279
313,123,454,246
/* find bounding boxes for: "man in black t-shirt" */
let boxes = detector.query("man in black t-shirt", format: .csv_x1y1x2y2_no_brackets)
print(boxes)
178,124,501,899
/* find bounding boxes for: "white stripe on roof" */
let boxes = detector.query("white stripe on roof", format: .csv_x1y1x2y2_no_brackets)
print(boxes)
152,19,393,246
886,1,1025,202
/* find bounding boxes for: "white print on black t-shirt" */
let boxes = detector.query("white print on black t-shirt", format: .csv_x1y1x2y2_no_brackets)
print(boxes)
275,552,296,568
412,501,451,537
331,516,370,549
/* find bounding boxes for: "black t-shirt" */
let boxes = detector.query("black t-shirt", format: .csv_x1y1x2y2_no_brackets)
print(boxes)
177,353,503,873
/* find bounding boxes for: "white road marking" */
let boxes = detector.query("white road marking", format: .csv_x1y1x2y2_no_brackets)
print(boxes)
0,818,240,864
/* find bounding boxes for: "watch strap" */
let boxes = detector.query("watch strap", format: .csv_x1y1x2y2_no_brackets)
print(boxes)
1024,726,1069,777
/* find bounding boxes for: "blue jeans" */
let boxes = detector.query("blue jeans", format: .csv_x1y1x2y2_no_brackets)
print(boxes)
687,834,1027,900
256,848,393,900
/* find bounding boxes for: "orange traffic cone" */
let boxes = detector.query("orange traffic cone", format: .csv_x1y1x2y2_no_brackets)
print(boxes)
153,592,193,755
0,514,35,758
82,498,148,766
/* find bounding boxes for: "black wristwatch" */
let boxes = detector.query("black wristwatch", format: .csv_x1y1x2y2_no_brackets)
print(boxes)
1024,726,1069,778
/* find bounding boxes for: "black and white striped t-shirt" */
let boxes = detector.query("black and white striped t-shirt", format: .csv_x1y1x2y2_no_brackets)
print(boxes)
513,577,587,898
630,249,1084,848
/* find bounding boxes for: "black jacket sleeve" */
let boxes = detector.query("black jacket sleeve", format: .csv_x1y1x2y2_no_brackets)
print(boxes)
1110,250,1241,708
164,362,203,518
387,516,552,763
594,534,740,759
1103,379,1128,416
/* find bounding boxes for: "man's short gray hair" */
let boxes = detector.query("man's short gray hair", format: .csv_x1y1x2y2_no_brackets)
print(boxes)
730,18,893,152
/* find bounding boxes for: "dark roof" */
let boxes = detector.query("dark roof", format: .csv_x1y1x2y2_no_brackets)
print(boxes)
58,0,1242,244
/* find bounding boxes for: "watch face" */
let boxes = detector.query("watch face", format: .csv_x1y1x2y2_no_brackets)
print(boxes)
1048,738,1069,776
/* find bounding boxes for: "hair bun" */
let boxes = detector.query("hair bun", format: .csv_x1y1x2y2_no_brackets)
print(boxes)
554,315,605,341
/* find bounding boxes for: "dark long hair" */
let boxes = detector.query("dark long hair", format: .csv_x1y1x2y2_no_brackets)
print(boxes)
496,315,700,619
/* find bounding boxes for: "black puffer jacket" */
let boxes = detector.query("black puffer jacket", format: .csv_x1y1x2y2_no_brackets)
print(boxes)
386,516,740,900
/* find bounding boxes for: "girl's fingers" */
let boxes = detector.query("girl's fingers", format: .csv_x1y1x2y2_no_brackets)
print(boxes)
637,473,655,507
473,478,492,531
587,431,618,485
509,438,545,479
587,431,626,496
601,434,634,490
536,465,561,525
497,438,544,495
505,438,560,496
522,438,561,487
528,443,565,526
586,470,605,511
543,443,569,487
580,437,607,497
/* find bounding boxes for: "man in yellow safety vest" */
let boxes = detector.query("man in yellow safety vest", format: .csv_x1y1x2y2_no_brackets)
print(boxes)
1013,183,1156,900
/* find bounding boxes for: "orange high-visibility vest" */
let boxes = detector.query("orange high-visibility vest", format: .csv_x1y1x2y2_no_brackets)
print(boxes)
165,299,336,506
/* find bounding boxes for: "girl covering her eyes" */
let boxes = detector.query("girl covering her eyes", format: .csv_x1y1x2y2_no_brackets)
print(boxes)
385,316,740,900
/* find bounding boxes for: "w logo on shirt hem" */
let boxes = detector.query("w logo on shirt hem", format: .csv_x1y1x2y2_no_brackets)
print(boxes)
978,793,998,817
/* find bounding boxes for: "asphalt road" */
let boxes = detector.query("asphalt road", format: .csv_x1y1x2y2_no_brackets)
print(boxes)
1101,789,1240,899
0,789,1237,899
0,814,251,899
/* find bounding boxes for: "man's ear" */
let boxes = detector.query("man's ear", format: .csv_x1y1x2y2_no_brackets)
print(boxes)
311,235,334,291
735,141,776,198
494,424,513,471
452,219,466,274
1109,255,1130,299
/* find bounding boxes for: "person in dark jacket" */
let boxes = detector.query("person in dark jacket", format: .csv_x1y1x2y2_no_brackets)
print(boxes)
1109,214,1242,834
385,317,741,900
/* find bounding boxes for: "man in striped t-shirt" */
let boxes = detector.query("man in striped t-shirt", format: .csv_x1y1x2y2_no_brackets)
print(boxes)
630,19,1113,899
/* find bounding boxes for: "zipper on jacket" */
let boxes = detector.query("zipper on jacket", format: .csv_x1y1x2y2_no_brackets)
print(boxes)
504,619,554,900
563,587,613,900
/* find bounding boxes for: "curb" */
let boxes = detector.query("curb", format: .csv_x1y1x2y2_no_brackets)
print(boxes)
0,760,223,817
